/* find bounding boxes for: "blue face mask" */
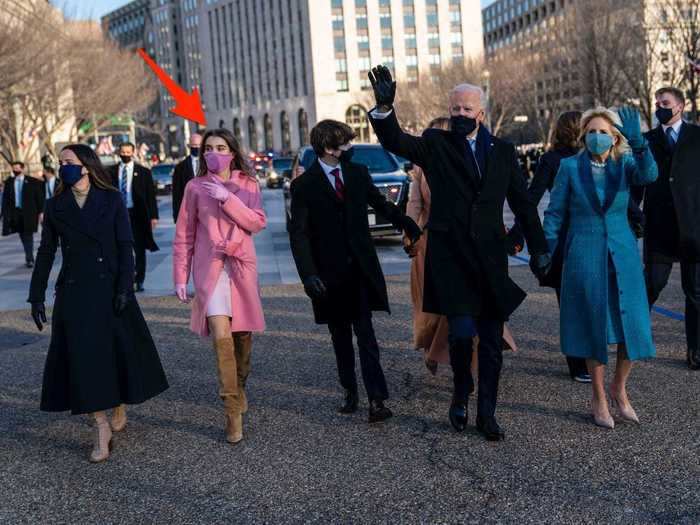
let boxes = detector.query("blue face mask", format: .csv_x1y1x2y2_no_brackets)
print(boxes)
585,132,614,156
59,164,84,186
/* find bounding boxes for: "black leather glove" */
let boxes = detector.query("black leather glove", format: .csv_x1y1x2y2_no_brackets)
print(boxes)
113,291,132,316
368,65,396,110
31,302,47,331
505,227,524,256
303,276,327,300
402,217,422,245
529,253,552,283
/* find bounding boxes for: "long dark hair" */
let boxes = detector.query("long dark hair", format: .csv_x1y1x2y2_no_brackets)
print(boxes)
197,128,255,179
550,111,583,152
56,144,116,195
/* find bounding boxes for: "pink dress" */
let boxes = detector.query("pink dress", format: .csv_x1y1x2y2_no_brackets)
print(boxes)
173,171,267,336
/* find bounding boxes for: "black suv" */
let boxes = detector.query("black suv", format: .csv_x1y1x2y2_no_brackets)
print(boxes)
283,144,411,237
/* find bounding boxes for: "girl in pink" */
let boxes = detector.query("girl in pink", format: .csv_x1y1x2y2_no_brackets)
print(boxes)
173,128,266,444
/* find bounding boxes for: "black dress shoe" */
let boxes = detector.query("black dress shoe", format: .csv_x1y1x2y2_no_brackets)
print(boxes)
688,349,700,371
448,399,468,432
368,400,392,423
338,390,358,414
135,282,145,292
476,415,505,441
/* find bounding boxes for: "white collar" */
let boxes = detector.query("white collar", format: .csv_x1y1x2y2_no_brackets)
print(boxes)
662,119,683,135
318,159,341,177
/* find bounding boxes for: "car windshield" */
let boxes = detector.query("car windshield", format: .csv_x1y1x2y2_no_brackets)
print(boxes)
152,165,174,180
299,146,399,174
272,158,293,171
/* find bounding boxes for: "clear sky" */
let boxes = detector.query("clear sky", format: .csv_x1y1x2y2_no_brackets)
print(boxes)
56,0,497,20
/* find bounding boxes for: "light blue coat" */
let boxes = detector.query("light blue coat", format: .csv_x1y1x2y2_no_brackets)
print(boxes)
543,148,658,364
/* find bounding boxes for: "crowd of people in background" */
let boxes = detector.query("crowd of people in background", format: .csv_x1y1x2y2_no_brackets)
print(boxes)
1,65,698,464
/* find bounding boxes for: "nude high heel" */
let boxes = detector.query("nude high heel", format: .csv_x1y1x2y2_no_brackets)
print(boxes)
591,397,615,429
89,414,113,463
609,390,640,425
111,404,127,432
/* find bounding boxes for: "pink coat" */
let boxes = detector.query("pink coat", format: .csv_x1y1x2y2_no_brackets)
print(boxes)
173,171,266,336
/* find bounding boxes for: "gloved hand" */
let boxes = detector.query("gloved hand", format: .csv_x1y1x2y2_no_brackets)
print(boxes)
202,180,230,203
303,275,327,300
505,227,524,256
368,65,396,111
113,291,132,316
616,106,644,149
175,284,190,303
402,217,422,244
31,302,47,331
529,253,552,283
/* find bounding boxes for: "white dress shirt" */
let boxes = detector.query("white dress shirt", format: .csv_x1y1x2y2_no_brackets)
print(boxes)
318,158,344,189
118,162,135,209
14,175,24,208
45,177,56,199
661,118,683,143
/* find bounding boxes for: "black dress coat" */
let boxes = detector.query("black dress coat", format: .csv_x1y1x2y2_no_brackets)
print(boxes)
288,160,414,324
1,176,45,236
369,110,548,320
108,163,159,251
637,123,700,263
172,155,196,222
28,187,168,414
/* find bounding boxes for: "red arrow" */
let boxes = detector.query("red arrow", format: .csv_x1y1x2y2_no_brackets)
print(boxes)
138,48,207,126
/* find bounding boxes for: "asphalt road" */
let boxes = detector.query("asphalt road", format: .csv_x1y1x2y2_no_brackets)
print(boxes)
0,265,698,524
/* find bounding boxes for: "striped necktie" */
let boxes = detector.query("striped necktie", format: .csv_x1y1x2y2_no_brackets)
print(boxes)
120,165,128,205
665,126,676,149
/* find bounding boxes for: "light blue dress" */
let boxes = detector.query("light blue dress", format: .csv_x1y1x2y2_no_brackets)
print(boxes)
543,149,658,364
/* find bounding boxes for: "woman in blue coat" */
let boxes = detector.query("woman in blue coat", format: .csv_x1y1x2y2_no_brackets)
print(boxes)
543,107,657,429
28,144,168,462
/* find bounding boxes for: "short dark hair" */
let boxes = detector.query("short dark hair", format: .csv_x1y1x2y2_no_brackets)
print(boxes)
551,110,583,151
655,86,685,105
310,120,356,156
11,161,25,168
118,142,136,151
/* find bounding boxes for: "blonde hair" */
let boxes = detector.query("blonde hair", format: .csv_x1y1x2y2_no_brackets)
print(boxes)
578,107,630,161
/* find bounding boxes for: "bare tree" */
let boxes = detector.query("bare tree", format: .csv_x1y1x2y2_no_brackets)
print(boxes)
662,0,700,121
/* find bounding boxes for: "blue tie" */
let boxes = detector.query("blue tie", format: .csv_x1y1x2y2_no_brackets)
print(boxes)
16,179,23,209
665,127,676,149
120,166,128,206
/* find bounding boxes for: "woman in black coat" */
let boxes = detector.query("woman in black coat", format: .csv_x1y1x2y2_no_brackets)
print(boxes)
28,144,168,463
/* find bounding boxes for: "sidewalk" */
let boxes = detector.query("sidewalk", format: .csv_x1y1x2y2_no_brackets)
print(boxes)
0,267,697,524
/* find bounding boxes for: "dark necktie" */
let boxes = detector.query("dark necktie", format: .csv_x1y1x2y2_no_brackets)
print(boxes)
120,165,128,206
330,168,344,201
665,127,676,149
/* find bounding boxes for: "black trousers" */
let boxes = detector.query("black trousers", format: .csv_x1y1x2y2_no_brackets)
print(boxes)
555,287,588,377
327,283,388,402
128,208,147,285
645,261,700,352
447,315,503,418
16,215,34,263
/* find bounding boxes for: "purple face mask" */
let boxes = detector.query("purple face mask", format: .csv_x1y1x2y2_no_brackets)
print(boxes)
204,151,233,174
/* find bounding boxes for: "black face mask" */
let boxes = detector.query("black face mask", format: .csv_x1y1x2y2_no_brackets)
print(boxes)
655,107,674,125
12,170,22,176
190,147,200,158
120,155,133,164
450,115,478,138
339,147,354,163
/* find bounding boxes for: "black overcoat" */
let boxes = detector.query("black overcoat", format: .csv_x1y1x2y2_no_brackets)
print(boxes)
108,163,159,251
288,160,411,324
638,123,700,263
28,187,168,415
1,176,45,236
369,110,547,320
172,156,196,222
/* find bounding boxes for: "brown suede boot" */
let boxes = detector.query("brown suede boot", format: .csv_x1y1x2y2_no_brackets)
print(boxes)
233,332,252,414
213,337,242,444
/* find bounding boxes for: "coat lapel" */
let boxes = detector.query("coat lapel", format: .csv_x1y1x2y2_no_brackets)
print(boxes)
577,152,604,216
446,132,480,193
53,187,107,241
673,121,690,154
602,157,623,213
